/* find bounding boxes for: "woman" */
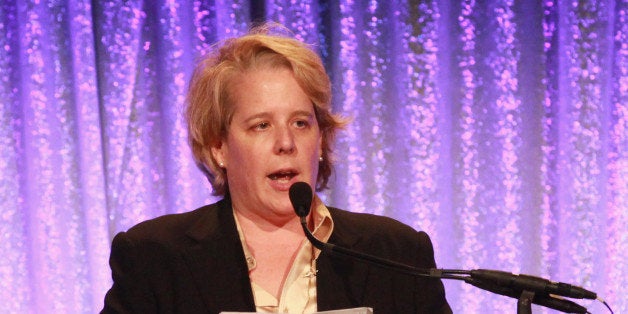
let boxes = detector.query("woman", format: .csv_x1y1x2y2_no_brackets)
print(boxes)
102,25,451,314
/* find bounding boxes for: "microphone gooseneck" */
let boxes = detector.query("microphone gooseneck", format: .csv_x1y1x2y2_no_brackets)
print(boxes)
287,182,603,314
288,182,434,277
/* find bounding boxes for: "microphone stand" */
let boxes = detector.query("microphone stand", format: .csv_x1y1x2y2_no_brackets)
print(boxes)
518,290,534,314
288,182,602,314
299,217,588,314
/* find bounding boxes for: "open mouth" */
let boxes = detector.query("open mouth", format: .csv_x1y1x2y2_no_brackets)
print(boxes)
268,170,298,181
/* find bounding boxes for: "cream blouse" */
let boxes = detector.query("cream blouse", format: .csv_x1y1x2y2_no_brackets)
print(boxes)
234,195,334,313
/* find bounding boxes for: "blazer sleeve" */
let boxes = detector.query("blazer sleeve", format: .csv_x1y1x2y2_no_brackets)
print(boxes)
319,208,452,313
412,231,451,313
363,225,451,313
101,232,157,314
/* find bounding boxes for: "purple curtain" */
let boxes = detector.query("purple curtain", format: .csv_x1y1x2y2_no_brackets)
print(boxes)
1,0,626,313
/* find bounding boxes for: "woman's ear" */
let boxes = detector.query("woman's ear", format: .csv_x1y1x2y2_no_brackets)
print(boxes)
318,135,324,159
210,142,226,168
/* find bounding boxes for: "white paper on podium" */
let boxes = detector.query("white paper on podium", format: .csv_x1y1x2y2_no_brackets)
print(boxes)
316,307,373,313
221,307,373,314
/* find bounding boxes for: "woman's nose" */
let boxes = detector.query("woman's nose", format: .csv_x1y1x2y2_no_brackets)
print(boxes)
274,126,296,154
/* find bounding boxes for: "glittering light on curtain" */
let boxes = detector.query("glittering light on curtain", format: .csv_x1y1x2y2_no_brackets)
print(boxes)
606,0,628,310
397,0,442,239
559,0,605,286
1,0,626,313
453,1,485,310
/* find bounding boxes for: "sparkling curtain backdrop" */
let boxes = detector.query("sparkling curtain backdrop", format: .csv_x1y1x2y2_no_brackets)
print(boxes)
0,0,626,313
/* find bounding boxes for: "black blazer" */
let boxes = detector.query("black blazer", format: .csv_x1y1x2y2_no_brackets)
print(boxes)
102,199,451,314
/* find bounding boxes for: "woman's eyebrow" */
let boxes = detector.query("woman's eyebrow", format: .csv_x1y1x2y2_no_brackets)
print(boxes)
241,112,271,124
291,110,315,119
241,110,314,124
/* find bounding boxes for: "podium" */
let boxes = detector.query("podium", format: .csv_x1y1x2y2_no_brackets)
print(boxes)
221,307,373,314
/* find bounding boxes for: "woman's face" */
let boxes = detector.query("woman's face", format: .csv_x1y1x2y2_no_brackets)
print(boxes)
211,67,322,223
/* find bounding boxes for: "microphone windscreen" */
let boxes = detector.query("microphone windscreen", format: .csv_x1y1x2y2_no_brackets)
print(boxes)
289,182,313,217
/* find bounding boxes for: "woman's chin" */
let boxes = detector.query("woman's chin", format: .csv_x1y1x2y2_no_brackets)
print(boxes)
270,200,301,218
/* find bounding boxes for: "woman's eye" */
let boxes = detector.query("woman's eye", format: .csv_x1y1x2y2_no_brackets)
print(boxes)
254,122,270,130
294,120,309,128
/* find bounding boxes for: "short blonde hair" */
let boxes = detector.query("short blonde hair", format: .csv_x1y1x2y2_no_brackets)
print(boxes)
186,25,346,196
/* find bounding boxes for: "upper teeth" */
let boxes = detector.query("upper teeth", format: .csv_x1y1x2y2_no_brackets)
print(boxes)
270,172,293,180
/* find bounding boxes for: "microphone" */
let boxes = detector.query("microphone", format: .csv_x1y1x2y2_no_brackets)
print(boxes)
287,182,595,314
289,181,313,217
467,276,589,313
469,269,596,300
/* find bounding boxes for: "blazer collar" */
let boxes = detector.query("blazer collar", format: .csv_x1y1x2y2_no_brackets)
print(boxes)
185,198,231,241
181,198,256,313
179,202,372,312
316,208,371,311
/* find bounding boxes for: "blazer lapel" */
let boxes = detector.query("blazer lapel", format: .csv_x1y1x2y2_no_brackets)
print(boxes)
316,208,371,311
181,199,256,313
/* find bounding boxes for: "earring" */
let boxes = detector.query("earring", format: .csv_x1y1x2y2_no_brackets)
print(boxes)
219,162,224,168
319,156,323,162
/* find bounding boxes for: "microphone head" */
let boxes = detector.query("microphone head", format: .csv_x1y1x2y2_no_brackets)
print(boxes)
289,182,313,217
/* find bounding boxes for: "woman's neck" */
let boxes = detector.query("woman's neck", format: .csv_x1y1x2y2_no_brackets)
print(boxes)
234,206,305,234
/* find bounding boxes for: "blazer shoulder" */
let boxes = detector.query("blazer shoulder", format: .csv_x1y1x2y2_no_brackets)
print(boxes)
328,207,428,239
327,207,436,267
120,200,226,245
